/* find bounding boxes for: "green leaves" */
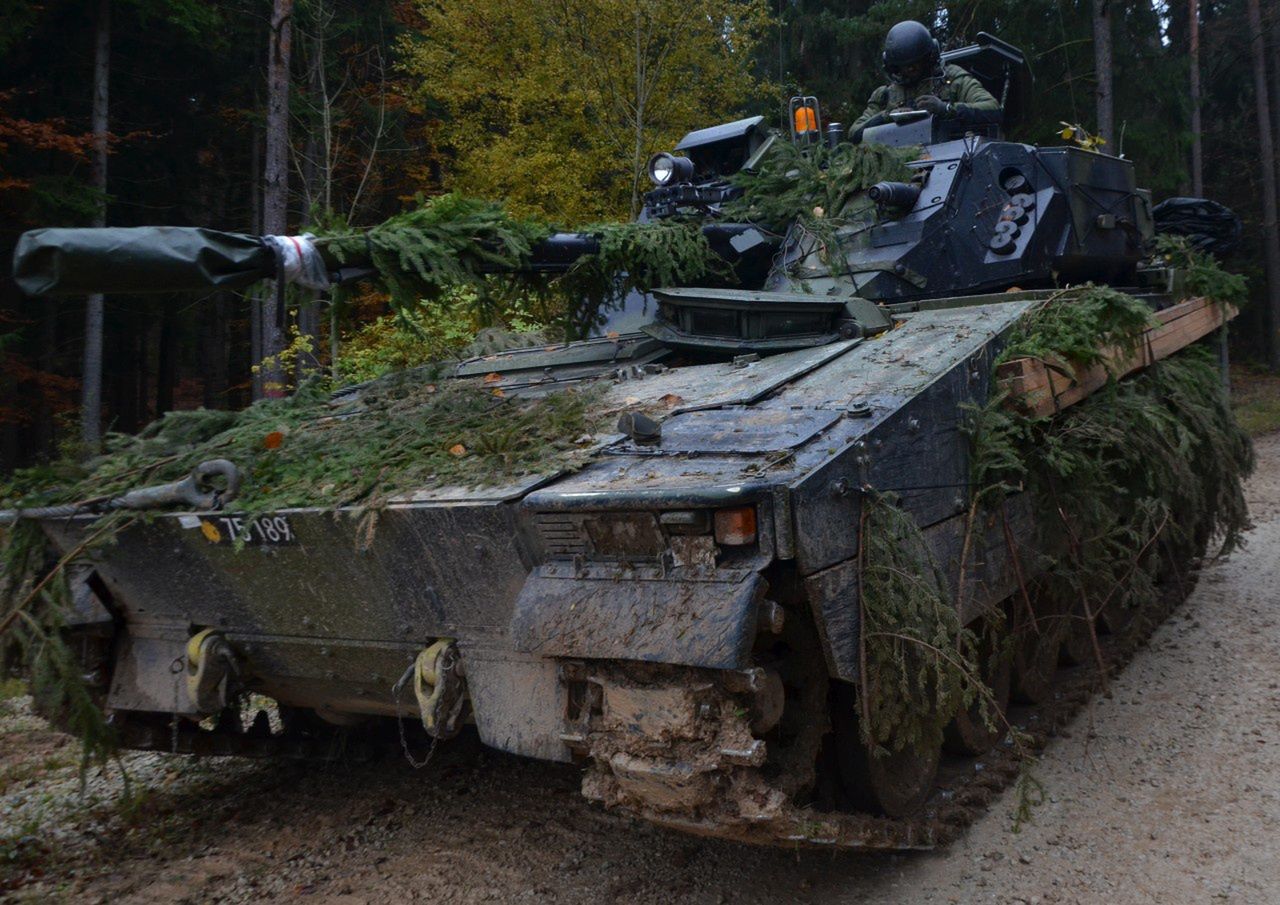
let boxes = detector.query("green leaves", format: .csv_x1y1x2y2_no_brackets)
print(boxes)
316,193,550,315
972,287,1253,660
726,139,917,231
1154,235,1249,309
311,192,724,337
1,517,128,780
858,493,988,756
400,0,772,224
867,283,1254,763
999,285,1158,373
2,376,607,516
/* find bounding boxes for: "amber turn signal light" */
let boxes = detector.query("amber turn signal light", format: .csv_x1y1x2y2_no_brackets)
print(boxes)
714,506,757,546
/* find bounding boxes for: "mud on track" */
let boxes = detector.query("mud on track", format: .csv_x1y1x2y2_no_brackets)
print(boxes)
4,434,1280,905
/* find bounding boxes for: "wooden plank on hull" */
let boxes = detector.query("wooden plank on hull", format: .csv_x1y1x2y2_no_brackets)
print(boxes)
997,297,1235,418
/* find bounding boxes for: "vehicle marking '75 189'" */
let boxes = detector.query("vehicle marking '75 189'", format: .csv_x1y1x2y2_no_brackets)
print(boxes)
197,515,295,545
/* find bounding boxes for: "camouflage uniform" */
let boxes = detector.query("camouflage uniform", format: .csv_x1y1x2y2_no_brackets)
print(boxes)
851,64,1000,132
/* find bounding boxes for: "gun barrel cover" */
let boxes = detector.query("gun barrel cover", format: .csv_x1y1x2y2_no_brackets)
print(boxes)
13,226,276,296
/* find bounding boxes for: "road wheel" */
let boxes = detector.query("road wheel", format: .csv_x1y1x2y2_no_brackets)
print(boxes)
1061,600,1100,667
1011,599,1062,704
831,683,940,818
1098,598,1138,636
944,616,1011,755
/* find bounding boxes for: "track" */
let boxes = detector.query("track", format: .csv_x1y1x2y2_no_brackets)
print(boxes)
3,433,1280,903
588,563,1198,852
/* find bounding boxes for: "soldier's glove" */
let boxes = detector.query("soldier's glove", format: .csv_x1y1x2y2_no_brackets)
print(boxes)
915,95,954,118
851,112,890,144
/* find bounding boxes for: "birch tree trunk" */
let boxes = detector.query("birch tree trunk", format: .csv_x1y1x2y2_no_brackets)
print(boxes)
260,0,294,397
81,0,109,449
1247,0,1280,370
1092,0,1114,147
1189,0,1203,197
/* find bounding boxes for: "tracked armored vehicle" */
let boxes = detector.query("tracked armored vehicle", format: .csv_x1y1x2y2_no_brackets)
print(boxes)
6,34,1247,848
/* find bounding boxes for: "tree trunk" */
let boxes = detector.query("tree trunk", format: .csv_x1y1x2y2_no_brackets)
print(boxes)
1247,0,1280,370
1189,0,1203,197
156,306,177,416
35,302,59,458
80,0,109,450
295,21,324,379
249,123,263,399
1092,0,1114,146
199,294,229,410
1271,2,1280,195
260,0,294,397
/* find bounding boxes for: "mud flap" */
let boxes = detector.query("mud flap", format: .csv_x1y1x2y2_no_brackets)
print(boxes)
510,572,764,669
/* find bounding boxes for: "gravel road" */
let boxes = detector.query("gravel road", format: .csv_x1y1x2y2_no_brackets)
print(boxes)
3,434,1279,905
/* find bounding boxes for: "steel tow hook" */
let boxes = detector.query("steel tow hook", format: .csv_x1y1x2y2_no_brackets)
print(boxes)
112,458,243,511
0,458,243,525
185,628,238,714
412,639,467,739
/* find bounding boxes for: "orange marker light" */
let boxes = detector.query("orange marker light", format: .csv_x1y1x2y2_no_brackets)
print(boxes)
793,105,818,134
714,506,757,546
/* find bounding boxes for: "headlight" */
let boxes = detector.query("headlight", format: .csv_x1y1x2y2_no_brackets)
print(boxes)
647,152,694,186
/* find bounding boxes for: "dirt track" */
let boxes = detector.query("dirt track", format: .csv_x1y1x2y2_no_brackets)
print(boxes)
4,434,1280,905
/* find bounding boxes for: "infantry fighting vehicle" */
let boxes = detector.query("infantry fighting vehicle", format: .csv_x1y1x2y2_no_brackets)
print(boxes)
6,34,1239,847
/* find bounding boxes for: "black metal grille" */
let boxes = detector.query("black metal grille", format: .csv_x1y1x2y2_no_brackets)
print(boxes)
535,513,587,557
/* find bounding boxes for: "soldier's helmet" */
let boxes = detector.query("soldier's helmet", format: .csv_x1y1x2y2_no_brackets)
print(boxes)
882,20,941,85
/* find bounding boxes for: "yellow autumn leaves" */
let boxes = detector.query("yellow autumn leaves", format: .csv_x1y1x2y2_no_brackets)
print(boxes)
399,0,773,225
1058,121,1107,151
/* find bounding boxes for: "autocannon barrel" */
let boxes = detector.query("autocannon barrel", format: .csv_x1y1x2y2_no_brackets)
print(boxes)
11,224,778,298
11,226,606,297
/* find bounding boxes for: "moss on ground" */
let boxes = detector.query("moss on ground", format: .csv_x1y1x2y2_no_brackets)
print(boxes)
1231,365,1280,437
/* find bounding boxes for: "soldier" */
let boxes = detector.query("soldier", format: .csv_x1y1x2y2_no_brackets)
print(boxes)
850,20,1001,143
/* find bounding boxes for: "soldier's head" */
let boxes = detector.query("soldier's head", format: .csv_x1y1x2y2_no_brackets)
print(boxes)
882,20,941,86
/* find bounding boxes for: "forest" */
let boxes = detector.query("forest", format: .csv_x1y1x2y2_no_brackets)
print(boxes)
2,0,1279,470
